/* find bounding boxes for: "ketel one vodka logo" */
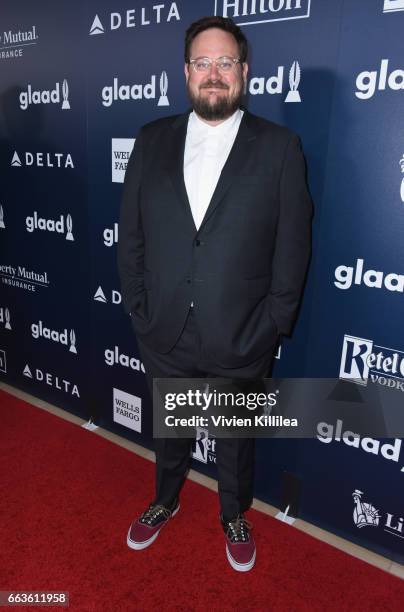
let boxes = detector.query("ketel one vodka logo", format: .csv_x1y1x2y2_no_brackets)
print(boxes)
215,0,311,25
0,204,5,229
339,334,404,391
352,490,380,528
191,427,216,464
383,0,404,13
19,79,70,110
249,60,302,102
26,212,74,240
101,71,169,107
0,307,12,330
31,321,78,354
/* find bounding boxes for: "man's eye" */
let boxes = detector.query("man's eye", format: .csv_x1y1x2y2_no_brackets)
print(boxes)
197,61,210,70
219,61,232,71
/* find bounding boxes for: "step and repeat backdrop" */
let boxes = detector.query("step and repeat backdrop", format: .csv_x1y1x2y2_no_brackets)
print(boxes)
1,0,404,563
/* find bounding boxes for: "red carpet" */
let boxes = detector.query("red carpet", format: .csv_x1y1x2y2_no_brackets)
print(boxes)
1,388,403,611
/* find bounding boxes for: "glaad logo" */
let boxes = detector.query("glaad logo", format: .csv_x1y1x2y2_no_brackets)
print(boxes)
355,59,404,100
317,419,403,469
105,346,145,373
31,321,78,354
0,307,12,330
89,4,180,35
400,154,404,203
103,223,118,247
11,150,74,168
383,0,404,13
0,205,5,229
101,73,169,107
214,0,311,25
352,490,404,539
112,138,135,183
23,363,80,397
19,80,70,110
93,286,121,304
339,334,404,391
334,258,404,293
113,388,142,433
0,264,49,292
0,349,7,373
191,427,216,464
0,25,38,60
26,212,74,240
249,61,302,102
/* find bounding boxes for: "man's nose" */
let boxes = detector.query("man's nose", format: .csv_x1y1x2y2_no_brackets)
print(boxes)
209,61,220,79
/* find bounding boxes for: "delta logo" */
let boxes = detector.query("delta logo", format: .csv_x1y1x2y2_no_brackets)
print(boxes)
89,4,180,35
11,150,74,169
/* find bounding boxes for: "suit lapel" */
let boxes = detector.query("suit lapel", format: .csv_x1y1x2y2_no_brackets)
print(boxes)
166,108,258,235
197,110,257,233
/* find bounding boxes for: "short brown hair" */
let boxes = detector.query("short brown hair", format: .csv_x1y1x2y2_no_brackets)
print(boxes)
184,16,248,63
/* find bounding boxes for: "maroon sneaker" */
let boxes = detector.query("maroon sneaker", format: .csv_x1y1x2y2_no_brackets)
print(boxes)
127,500,179,550
221,514,256,572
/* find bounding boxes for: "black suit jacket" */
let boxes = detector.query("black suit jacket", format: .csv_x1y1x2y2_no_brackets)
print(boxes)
118,109,312,368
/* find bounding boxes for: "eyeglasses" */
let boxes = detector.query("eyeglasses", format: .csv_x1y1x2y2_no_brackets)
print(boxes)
189,56,241,73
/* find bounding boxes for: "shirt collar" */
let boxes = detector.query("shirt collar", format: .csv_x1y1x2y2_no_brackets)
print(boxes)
188,108,243,138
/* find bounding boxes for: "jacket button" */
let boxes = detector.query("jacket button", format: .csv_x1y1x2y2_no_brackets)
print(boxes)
195,239,201,246
186,278,191,284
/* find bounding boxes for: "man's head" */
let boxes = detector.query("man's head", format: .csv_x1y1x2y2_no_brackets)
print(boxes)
184,16,249,123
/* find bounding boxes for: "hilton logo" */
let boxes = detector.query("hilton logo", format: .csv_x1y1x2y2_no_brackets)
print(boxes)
214,0,310,25
101,72,169,107
19,80,70,110
383,0,404,12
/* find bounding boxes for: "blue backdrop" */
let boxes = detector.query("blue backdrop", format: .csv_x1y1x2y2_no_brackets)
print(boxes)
1,0,404,563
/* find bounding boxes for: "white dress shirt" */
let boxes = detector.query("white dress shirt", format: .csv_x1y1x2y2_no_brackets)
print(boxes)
184,108,244,231
183,108,243,307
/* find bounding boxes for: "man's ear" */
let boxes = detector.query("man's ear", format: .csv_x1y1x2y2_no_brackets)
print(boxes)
184,63,190,83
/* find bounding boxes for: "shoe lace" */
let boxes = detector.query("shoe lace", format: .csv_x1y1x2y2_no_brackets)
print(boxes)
226,515,253,543
140,504,172,525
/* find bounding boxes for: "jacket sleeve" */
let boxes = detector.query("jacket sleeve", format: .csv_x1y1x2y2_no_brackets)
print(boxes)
117,128,145,315
267,134,313,336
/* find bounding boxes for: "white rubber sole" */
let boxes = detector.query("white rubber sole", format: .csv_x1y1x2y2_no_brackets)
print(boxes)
127,504,180,550
226,544,256,572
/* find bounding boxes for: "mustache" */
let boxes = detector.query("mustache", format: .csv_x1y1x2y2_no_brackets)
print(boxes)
200,81,229,90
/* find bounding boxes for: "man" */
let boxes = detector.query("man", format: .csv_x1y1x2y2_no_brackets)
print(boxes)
118,15,312,572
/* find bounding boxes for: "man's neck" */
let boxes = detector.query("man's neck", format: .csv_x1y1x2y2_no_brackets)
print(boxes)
193,108,240,127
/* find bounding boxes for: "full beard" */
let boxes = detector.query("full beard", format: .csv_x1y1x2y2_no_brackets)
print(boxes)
187,80,244,121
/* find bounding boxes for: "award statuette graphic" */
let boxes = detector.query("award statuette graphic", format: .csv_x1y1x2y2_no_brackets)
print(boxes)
285,61,301,103
0,205,5,229
69,329,77,354
157,71,169,106
66,214,74,241
352,490,380,528
5,308,11,330
400,154,404,203
62,79,70,110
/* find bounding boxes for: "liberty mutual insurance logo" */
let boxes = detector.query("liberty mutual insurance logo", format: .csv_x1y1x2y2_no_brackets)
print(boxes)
215,0,311,25
19,80,70,110
101,71,169,107
352,490,404,539
383,0,404,12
